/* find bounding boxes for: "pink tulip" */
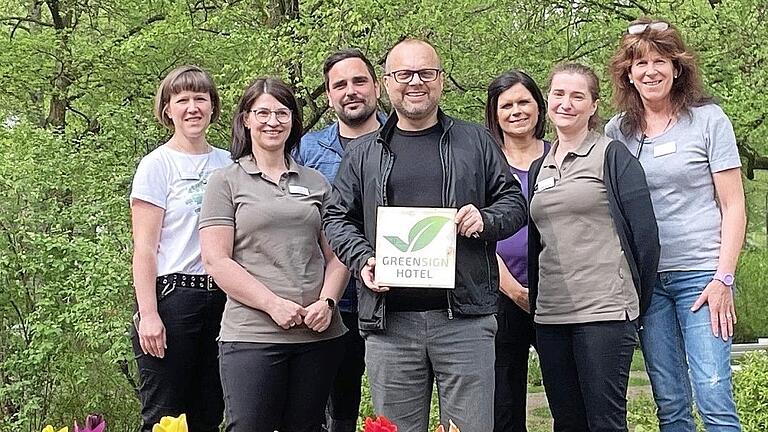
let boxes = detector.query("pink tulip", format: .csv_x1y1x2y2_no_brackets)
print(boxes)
74,414,106,432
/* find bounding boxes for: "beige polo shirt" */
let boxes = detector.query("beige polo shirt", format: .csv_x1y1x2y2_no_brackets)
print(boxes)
199,155,346,343
530,131,639,324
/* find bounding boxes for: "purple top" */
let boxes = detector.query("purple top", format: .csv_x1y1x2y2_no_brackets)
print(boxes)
496,141,550,287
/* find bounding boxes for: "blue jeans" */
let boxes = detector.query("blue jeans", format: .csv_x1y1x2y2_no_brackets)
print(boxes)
364,311,497,432
639,271,740,431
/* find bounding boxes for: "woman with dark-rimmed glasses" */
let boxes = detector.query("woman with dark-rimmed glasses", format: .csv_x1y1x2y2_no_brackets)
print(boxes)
199,77,349,432
606,18,745,431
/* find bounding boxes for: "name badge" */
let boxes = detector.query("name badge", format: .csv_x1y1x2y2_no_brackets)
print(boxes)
653,141,676,158
288,185,310,196
535,177,556,192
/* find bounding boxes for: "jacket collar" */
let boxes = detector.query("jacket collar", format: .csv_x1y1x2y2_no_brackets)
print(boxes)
237,154,300,175
318,112,388,152
379,108,453,147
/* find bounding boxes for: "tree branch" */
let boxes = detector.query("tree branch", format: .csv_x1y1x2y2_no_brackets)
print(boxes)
0,16,53,28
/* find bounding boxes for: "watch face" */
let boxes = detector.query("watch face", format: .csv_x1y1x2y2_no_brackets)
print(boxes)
716,273,735,286
326,298,335,309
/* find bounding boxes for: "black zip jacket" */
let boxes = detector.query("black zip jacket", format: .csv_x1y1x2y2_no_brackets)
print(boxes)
323,109,528,332
527,138,660,319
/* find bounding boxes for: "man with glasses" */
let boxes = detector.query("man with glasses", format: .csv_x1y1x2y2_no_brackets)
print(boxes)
296,48,386,432
324,39,527,432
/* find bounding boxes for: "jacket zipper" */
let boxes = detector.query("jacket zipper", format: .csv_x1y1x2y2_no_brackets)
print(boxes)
381,144,393,206
484,243,492,292
440,120,454,319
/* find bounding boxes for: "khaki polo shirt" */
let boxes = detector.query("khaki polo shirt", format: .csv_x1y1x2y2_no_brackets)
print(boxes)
199,155,346,343
530,131,639,324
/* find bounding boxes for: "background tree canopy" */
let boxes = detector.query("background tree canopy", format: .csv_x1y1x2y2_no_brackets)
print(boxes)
1,0,767,430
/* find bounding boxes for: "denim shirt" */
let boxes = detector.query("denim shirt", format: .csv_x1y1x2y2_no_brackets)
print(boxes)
297,112,387,312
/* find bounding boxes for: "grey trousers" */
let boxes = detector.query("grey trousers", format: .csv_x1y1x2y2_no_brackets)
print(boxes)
364,311,497,432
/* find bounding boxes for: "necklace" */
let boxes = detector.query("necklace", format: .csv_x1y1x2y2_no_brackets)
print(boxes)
167,141,213,181
635,116,674,159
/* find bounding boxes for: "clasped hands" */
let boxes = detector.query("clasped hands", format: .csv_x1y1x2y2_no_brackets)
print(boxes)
266,297,332,332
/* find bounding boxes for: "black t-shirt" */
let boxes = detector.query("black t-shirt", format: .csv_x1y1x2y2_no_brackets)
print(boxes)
339,134,353,150
386,123,449,312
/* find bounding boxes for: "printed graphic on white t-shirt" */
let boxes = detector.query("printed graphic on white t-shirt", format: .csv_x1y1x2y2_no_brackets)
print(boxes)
131,145,232,275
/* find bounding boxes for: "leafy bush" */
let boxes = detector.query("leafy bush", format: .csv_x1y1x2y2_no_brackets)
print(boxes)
0,124,139,432
734,351,768,431
735,249,768,343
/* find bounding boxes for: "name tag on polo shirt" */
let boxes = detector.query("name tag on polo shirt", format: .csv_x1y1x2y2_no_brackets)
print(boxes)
653,141,677,158
288,185,310,196
535,176,556,192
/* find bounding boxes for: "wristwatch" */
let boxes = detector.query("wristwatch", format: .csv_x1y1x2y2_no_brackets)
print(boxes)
324,297,336,310
713,272,735,287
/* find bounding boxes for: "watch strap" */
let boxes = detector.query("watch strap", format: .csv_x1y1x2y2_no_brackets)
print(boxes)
713,272,735,286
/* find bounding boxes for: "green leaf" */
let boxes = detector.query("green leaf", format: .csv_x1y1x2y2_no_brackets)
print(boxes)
407,216,451,252
383,235,409,252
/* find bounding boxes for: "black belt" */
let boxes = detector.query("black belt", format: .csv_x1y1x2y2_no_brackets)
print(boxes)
156,273,220,300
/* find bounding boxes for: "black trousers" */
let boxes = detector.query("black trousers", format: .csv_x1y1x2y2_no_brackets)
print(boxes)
494,296,536,432
219,337,344,432
536,320,637,432
131,287,226,432
323,312,366,432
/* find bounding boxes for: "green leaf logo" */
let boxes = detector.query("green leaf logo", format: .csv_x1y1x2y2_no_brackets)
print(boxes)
383,236,409,252
383,216,451,253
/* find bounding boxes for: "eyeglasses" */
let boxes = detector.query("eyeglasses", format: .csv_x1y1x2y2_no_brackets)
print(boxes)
627,22,669,35
384,68,442,84
249,108,292,124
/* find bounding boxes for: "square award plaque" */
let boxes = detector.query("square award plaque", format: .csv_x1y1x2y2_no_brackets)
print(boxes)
374,206,457,288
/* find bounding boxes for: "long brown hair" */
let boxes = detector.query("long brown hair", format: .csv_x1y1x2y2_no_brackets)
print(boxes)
608,18,713,136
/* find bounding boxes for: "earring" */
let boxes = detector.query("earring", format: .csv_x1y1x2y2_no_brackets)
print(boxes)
673,74,678,79
629,79,634,84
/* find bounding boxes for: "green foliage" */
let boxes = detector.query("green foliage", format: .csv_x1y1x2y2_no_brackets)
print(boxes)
0,121,138,431
1,0,768,429
735,249,768,343
734,351,768,431
628,395,660,432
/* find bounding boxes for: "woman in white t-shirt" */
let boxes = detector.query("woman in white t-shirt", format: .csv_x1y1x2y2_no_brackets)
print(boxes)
130,65,231,432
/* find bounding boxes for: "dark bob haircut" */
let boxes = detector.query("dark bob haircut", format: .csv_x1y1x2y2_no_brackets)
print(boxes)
323,48,377,90
485,70,547,146
230,77,303,160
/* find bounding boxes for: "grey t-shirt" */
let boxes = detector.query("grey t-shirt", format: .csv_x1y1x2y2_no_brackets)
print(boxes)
605,104,741,271
199,155,346,343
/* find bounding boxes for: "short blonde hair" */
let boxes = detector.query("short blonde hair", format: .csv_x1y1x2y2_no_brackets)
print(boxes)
153,65,221,129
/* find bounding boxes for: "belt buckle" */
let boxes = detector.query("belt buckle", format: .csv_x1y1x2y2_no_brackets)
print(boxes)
159,276,176,300
205,275,216,291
